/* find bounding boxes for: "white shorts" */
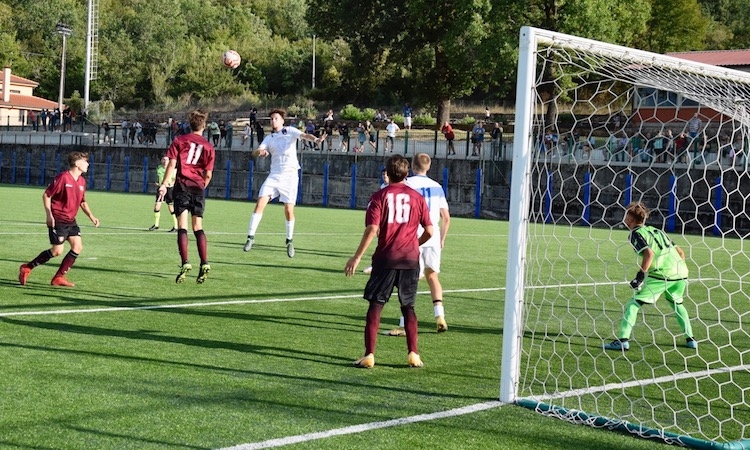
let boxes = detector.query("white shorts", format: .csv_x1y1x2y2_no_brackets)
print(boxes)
258,172,298,204
419,245,441,275
404,116,412,128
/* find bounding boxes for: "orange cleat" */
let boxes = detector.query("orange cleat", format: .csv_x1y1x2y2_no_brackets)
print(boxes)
18,264,31,285
51,276,75,287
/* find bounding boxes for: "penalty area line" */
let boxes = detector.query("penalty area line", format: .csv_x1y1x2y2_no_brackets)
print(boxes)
0,287,502,317
216,401,504,450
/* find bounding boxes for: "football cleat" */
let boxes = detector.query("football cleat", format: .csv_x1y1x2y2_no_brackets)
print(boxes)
436,316,448,333
169,227,176,233
18,264,31,285
148,225,159,231
286,239,295,258
51,275,75,287
383,327,406,337
408,351,424,368
604,339,630,351
176,263,192,283
243,236,254,252
196,264,210,284
353,353,375,369
686,339,698,349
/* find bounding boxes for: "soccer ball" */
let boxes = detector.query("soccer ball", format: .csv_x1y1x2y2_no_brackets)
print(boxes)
222,50,241,69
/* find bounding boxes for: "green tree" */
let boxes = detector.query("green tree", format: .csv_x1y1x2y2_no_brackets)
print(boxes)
642,0,708,53
309,0,508,127
699,0,750,49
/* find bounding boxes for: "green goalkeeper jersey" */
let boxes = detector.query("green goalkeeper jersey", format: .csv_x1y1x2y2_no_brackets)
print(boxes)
629,225,688,280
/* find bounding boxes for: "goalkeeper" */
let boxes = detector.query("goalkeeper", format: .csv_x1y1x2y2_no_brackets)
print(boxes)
605,202,697,351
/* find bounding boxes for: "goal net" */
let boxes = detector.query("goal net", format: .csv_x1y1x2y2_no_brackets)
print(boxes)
502,27,750,448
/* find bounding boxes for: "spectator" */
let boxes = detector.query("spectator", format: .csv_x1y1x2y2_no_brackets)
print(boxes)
28,110,37,132
102,121,110,143
209,120,220,146
219,120,227,147
441,121,456,155
355,122,366,152
254,120,264,143
225,121,233,148
338,122,350,152
366,120,377,151
491,122,503,159
402,103,413,130
303,121,316,150
385,119,400,152
242,122,253,146
471,121,485,156
121,119,129,144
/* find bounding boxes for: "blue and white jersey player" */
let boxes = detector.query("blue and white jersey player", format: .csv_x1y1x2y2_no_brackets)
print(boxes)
387,152,451,336
244,109,326,257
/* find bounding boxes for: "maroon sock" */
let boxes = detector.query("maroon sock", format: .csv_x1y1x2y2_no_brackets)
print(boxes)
402,305,419,354
194,229,207,265
177,229,189,264
54,250,79,277
29,249,54,268
364,301,383,355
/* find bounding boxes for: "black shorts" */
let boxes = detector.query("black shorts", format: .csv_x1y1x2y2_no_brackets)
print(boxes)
363,267,420,306
173,184,206,217
48,222,80,246
155,186,174,204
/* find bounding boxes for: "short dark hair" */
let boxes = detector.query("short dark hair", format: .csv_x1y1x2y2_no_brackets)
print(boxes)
68,151,88,167
269,109,286,119
385,155,409,183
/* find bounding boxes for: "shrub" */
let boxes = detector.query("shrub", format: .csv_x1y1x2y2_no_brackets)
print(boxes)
459,115,477,125
362,108,377,121
339,104,363,121
391,113,404,125
413,112,436,126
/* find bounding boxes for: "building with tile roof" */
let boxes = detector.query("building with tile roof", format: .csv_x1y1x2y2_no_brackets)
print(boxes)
0,67,58,127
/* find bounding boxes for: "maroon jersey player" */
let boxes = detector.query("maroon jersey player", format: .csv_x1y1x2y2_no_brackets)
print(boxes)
159,109,216,284
345,154,433,369
18,151,100,287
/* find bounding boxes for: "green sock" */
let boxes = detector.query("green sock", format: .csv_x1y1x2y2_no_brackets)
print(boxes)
618,298,641,340
671,302,694,339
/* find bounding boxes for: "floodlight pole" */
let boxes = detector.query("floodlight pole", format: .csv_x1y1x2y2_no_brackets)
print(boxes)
312,34,316,89
84,0,93,112
56,23,72,113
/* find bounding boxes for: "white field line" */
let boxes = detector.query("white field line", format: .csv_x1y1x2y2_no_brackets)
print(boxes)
0,279,725,318
0,287,503,317
525,363,750,403
216,401,504,450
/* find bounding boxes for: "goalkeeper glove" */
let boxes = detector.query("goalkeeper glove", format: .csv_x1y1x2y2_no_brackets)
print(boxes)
629,270,646,291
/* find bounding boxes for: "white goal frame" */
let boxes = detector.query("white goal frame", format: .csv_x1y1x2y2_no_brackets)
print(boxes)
501,26,750,448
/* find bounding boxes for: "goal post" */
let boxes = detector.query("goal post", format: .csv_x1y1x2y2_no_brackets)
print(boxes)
502,26,750,448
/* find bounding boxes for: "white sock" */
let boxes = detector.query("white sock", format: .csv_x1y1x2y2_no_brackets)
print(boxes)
398,316,405,327
286,219,295,240
434,304,445,318
248,213,263,236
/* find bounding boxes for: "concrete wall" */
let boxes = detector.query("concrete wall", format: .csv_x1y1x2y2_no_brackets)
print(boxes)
1,143,747,235
0,144,512,219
